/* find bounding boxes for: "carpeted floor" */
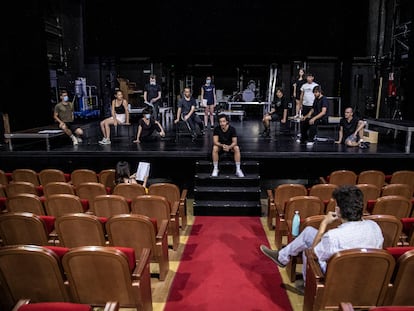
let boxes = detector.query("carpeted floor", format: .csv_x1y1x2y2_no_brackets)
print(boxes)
164,216,293,311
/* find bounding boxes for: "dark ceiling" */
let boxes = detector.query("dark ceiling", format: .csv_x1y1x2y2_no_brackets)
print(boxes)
84,0,369,63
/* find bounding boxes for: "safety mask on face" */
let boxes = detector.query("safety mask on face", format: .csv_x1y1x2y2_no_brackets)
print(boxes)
63,95,69,102
206,79,211,84
145,114,151,119
150,81,156,85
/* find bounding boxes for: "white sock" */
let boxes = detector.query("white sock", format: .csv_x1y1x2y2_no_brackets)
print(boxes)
213,162,218,170
236,162,241,171
70,135,76,140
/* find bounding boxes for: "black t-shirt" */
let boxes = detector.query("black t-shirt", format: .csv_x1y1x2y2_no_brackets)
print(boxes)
340,117,360,142
271,96,288,117
178,97,196,115
213,125,237,145
293,78,306,99
312,95,329,121
144,83,161,102
139,117,160,138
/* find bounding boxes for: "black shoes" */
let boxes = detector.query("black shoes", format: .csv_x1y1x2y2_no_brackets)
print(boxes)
359,141,370,149
259,245,286,268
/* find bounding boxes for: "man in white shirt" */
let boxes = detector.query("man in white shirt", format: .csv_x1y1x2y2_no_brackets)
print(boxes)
299,73,319,116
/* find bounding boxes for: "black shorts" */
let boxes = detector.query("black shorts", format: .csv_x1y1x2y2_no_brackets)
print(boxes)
64,122,79,133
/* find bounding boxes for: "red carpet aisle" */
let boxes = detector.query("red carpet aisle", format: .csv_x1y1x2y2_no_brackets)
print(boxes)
164,216,293,311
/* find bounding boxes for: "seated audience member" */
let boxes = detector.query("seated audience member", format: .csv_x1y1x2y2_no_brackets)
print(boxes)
115,160,149,188
335,107,368,149
211,113,244,178
99,90,130,145
174,87,205,141
260,185,384,293
53,90,84,145
300,86,328,146
261,87,288,137
133,108,165,143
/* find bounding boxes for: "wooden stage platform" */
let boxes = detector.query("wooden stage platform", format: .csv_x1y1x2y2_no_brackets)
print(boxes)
1,118,414,194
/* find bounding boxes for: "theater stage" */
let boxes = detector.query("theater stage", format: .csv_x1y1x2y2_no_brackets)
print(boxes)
1,118,413,194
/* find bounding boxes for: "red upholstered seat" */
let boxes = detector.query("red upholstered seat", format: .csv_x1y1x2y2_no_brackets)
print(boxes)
43,246,70,260
38,215,56,234
386,246,414,261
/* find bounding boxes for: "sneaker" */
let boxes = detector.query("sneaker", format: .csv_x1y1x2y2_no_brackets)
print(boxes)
210,125,214,130
76,137,83,143
211,168,219,177
259,245,286,268
306,141,314,147
235,169,245,177
99,138,111,145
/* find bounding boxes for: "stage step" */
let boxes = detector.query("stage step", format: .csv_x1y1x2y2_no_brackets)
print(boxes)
193,160,261,216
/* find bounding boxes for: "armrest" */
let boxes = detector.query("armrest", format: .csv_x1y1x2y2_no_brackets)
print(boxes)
104,301,120,311
319,177,328,184
338,302,354,311
11,299,31,311
170,201,179,216
180,188,188,202
132,247,151,279
305,248,324,281
266,189,274,203
156,219,169,239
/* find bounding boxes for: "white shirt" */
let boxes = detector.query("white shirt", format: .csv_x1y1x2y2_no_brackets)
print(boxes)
301,82,319,107
314,219,384,273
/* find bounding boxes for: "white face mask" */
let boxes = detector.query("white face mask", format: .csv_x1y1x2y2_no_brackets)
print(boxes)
145,114,151,119
150,81,156,85
63,95,69,102
206,79,211,84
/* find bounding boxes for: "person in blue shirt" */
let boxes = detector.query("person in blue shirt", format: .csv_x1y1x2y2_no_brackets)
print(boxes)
200,76,217,129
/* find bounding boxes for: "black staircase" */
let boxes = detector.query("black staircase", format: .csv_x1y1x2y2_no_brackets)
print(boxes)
193,160,261,216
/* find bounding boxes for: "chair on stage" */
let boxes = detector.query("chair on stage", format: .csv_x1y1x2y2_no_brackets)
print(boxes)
148,182,188,230
11,169,40,187
43,182,76,198
356,183,381,214
381,183,413,200
106,213,169,281
175,117,195,142
383,248,414,306
363,214,403,247
45,194,85,217
70,169,98,188
11,299,119,311
357,169,386,189
266,183,308,233
320,169,357,186
38,169,67,186
98,169,116,193
131,194,179,252
6,193,46,215
5,181,38,197
0,245,71,307
62,246,153,311
303,248,395,311
54,213,107,248
93,194,130,217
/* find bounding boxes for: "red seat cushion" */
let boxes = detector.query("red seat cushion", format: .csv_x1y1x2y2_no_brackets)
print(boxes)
36,185,44,196
19,302,91,311
64,173,71,182
401,218,414,236
386,246,414,261
44,246,70,260
366,199,376,214
80,199,89,212
98,217,108,224
113,246,136,272
38,215,56,234
0,197,6,211
150,218,158,232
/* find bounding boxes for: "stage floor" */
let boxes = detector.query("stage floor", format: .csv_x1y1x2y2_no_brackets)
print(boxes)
1,117,414,191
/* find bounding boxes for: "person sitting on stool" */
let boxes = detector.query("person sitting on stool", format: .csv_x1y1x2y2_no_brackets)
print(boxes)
261,87,288,137
335,106,368,149
174,87,204,141
299,86,328,147
133,108,165,143
211,113,244,178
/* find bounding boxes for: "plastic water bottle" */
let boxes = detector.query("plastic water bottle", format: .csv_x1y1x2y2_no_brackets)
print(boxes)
292,210,300,237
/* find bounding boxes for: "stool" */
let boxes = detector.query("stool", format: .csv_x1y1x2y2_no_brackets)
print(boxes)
112,124,133,138
159,107,173,126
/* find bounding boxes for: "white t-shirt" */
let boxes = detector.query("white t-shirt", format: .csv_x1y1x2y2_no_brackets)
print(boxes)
301,82,319,107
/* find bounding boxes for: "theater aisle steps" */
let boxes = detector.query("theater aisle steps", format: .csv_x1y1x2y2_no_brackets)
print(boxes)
193,160,261,216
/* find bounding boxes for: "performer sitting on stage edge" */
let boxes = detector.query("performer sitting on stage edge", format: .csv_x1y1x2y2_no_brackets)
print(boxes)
261,87,288,137
211,113,244,178
53,90,83,145
335,107,368,149
133,108,165,143
174,87,205,141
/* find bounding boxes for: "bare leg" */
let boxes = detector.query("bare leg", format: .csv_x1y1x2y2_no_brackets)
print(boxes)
59,123,73,137
212,145,220,162
233,145,241,162
204,107,209,127
295,99,302,116
209,105,215,126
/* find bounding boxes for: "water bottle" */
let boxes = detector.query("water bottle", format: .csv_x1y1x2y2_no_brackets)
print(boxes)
292,210,300,237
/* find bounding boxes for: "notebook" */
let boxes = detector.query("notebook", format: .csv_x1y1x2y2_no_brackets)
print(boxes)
135,162,150,181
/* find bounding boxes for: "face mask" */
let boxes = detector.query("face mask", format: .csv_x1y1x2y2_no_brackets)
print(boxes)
63,96,69,102
150,81,156,85
206,79,211,84
145,114,151,119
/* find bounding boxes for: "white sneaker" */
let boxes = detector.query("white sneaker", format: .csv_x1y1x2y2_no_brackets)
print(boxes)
236,169,245,178
306,141,314,147
76,137,83,143
211,168,219,177
99,138,111,145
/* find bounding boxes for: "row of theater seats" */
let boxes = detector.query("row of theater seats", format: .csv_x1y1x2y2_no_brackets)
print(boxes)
303,246,414,311
0,244,153,311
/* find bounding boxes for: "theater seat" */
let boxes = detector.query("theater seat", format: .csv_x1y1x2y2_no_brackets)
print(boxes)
12,299,119,311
